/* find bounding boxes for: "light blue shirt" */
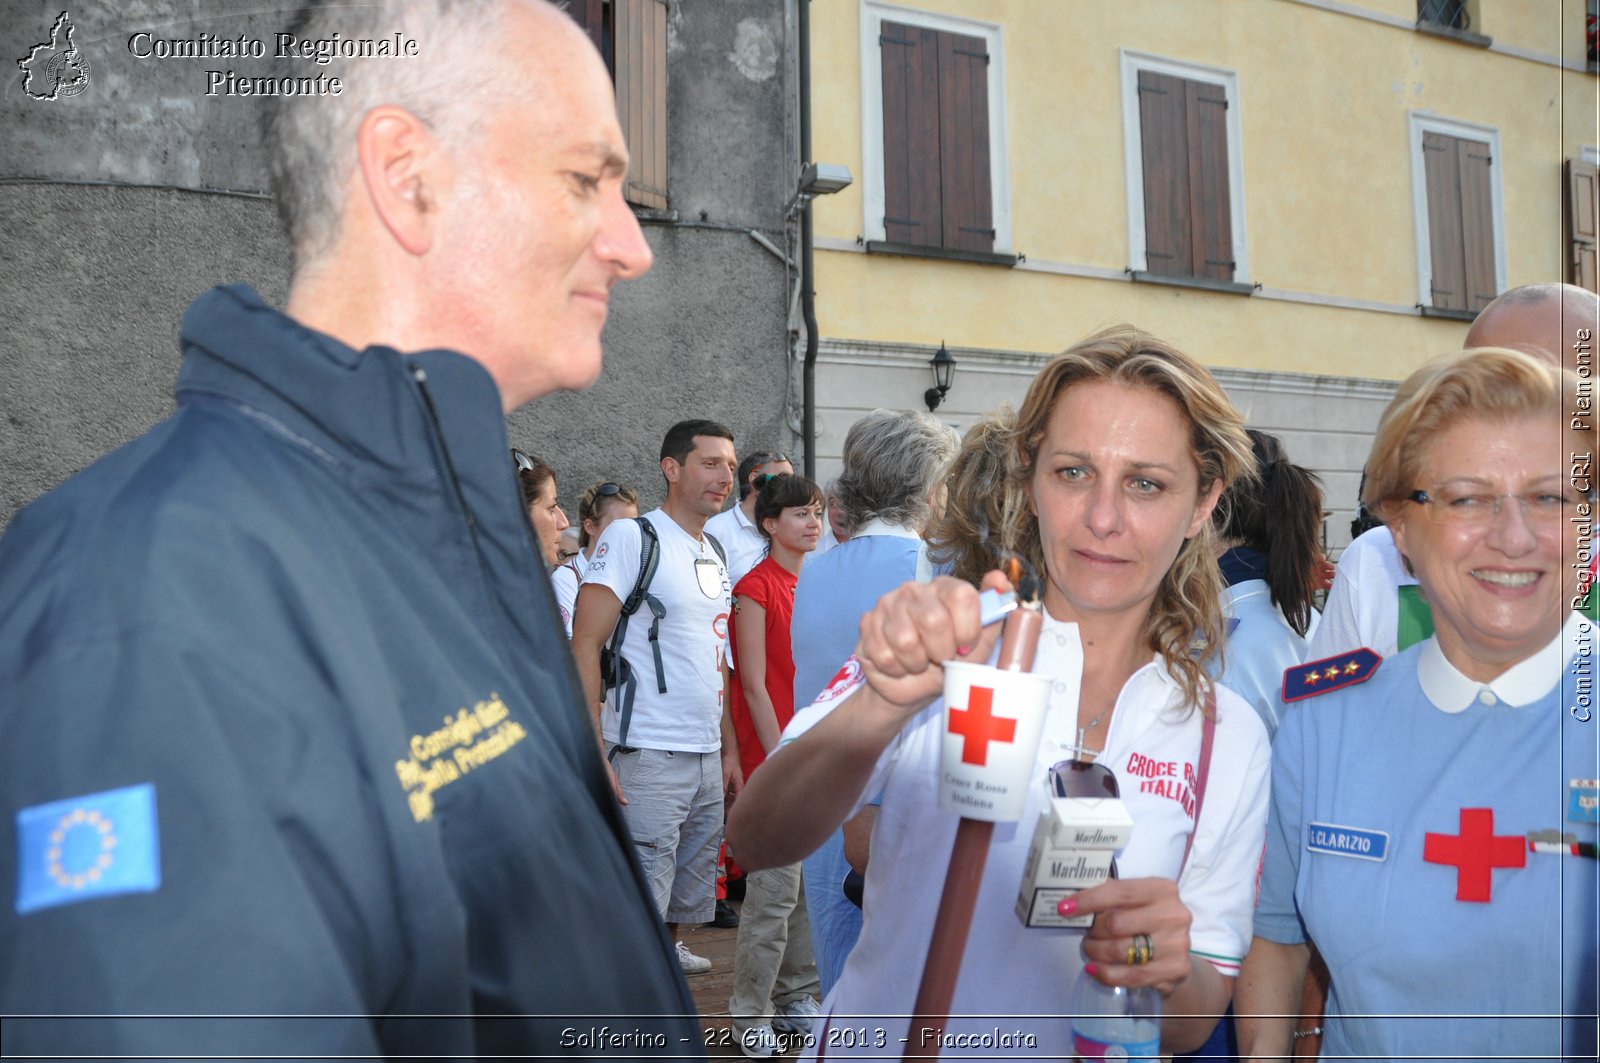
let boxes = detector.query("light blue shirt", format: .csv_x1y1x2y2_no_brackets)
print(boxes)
1256,615,1597,1061
1207,579,1310,739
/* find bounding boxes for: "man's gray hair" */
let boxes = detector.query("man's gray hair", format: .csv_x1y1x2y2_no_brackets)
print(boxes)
262,0,518,269
833,410,960,535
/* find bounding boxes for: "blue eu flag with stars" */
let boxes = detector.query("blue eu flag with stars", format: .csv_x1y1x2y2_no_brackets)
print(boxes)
15,783,160,914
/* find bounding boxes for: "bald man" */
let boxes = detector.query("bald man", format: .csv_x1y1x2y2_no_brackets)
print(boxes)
1309,282,1598,661
0,2,699,1056
1465,281,1599,361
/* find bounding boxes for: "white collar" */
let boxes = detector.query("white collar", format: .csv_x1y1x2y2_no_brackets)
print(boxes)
1223,579,1270,607
854,517,922,541
1418,611,1594,714
732,502,757,531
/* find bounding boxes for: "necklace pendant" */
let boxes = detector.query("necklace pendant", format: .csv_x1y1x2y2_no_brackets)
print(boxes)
1064,727,1102,763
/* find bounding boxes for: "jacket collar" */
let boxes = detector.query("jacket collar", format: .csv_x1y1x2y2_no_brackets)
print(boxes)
174,285,522,521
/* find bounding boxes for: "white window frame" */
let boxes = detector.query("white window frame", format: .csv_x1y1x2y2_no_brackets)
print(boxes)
859,1,1012,252
1119,49,1251,284
1408,112,1507,310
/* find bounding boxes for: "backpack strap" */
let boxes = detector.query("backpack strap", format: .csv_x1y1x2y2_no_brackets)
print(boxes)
1178,687,1216,879
643,592,667,695
621,517,660,616
608,517,662,750
703,530,728,569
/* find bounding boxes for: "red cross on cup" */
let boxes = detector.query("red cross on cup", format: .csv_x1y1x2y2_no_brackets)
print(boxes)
1423,807,1526,902
938,661,1054,824
947,685,1017,766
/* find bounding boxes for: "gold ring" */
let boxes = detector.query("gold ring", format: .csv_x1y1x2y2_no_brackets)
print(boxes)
1128,933,1154,966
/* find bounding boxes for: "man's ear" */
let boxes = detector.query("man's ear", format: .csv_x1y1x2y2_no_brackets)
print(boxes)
356,105,441,257
661,456,680,485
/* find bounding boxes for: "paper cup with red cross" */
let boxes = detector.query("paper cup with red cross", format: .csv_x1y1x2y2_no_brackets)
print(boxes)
939,661,1054,822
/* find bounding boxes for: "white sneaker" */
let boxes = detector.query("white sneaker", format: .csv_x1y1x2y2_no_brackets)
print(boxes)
675,940,712,974
772,995,821,1036
739,1024,781,1059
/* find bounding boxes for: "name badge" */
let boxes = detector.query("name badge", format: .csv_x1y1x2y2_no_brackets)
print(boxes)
1569,779,1599,825
1306,821,1389,862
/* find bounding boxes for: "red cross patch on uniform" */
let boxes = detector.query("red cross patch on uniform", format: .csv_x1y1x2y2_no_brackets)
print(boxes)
1281,648,1382,703
1423,807,1525,902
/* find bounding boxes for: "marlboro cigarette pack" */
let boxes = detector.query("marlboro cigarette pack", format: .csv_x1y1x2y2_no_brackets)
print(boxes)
1015,796,1132,928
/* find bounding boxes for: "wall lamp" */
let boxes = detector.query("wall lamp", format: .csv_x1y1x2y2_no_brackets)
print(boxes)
787,162,854,217
924,341,957,412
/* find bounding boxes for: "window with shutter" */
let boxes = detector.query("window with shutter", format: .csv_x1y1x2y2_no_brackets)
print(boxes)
1123,54,1244,290
1567,158,1599,295
1419,130,1497,314
878,18,994,255
561,0,667,210
863,5,1011,264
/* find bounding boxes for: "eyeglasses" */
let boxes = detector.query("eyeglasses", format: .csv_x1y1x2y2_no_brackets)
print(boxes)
1405,484,1585,527
595,482,623,498
512,448,535,472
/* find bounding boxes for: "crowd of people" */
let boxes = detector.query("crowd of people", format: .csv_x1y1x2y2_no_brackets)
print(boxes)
0,1,1595,1060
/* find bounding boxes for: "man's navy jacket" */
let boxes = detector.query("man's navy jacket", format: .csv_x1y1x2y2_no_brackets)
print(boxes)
0,285,702,1056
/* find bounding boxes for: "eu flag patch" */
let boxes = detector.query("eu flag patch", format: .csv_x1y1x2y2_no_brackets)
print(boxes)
15,783,160,914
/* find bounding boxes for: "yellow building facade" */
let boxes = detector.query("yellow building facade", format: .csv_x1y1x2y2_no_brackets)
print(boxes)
805,0,1597,547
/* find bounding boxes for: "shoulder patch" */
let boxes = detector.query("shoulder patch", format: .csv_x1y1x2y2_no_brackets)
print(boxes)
1281,648,1382,704
15,783,161,914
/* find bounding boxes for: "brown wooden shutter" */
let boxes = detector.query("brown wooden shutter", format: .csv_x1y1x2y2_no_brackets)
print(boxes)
1568,158,1599,294
1423,131,1467,311
881,21,941,248
1457,138,1496,312
937,31,993,253
564,0,609,62
1138,70,1190,277
1189,81,1234,281
616,0,667,210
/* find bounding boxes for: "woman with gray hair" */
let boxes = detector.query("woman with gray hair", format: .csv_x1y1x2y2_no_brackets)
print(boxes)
785,408,958,997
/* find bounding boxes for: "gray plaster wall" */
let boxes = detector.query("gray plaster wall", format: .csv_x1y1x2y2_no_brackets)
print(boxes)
1,0,797,526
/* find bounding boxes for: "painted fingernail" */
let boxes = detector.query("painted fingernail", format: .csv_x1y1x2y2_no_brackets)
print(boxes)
1057,897,1077,916
1084,963,1099,977
957,645,973,656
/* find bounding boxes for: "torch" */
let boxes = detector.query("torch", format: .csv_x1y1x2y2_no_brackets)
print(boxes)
904,558,1045,1060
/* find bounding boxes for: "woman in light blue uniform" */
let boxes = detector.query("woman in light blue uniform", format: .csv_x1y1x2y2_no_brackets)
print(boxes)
1236,349,1598,1061
1207,429,1323,738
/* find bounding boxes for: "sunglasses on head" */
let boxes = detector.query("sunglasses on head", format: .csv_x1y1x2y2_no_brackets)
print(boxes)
595,482,623,498
750,452,791,472
512,448,535,472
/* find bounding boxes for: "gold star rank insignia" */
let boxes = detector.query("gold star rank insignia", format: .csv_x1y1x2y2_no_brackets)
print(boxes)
1282,648,1383,704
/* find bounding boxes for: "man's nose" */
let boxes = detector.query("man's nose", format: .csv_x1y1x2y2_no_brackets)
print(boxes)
598,186,653,279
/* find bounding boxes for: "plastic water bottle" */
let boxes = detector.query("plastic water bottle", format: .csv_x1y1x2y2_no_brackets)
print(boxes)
1068,963,1161,1061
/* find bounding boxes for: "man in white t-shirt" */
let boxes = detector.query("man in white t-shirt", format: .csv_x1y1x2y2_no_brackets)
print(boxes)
1313,283,1597,661
707,449,794,589
573,419,741,974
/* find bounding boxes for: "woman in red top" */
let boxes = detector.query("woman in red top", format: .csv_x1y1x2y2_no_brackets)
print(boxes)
728,472,824,1057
